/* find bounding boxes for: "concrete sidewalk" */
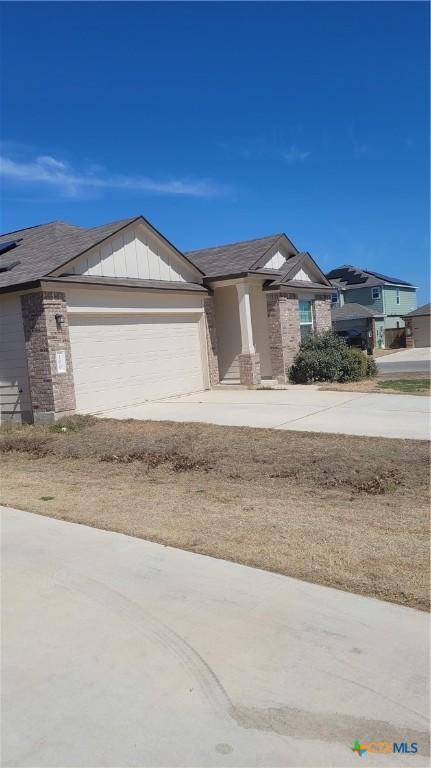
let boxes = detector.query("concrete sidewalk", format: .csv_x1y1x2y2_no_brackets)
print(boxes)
2,506,429,767
99,387,430,440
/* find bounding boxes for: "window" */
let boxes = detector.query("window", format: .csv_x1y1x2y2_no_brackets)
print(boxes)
371,287,381,300
299,299,314,341
396,289,400,305
331,292,338,306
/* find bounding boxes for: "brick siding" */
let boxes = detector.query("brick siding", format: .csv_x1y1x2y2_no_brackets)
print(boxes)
239,353,261,386
21,291,76,422
203,296,220,385
313,295,332,333
266,292,301,383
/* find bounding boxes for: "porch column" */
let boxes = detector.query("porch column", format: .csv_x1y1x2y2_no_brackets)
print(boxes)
236,283,261,386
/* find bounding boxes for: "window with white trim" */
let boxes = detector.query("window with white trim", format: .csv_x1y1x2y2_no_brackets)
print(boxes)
371,287,381,300
299,299,314,341
396,288,400,305
331,292,338,306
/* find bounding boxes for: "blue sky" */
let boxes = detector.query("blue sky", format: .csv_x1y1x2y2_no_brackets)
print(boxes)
1,2,429,301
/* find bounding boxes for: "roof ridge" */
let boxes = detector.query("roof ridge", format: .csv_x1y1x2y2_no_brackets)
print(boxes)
87,216,137,232
0,220,62,238
186,233,283,255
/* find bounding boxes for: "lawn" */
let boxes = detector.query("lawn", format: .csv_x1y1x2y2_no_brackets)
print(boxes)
1,416,429,610
321,372,430,395
378,378,430,393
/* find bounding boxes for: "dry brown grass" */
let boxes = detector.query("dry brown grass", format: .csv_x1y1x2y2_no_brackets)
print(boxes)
1,417,429,610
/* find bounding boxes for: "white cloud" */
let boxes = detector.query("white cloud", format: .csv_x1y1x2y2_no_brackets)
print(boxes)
0,153,227,198
283,145,310,164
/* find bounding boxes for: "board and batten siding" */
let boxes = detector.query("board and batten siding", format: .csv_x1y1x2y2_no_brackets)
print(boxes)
263,251,285,270
63,225,199,284
0,294,32,423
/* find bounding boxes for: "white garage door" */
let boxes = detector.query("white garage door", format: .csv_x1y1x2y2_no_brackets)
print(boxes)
68,313,206,413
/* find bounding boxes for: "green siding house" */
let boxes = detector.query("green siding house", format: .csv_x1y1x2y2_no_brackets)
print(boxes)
326,265,417,348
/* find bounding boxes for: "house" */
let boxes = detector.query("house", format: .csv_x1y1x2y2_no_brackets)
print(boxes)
0,216,333,424
327,265,417,349
330,302,384,350
404,304,431,348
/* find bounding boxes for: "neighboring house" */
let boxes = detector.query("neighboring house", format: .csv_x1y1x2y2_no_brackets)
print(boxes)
404,304,431,348
0,216,332,424
327,265,417,349
330,302,384,350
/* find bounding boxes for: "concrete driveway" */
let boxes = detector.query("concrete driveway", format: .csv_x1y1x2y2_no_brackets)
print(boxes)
376,347,431,375
98,388,430,440
2,506,429,767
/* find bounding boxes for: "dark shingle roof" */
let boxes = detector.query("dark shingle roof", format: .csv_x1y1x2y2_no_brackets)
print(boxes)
331,302,383,321
0,218,138,289
405,303,430,318
186,234,294,277
0,215,205,290
327,265,414,290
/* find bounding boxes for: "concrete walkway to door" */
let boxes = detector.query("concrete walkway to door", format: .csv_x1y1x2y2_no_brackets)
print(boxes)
98,387,430,440
2,506,429,767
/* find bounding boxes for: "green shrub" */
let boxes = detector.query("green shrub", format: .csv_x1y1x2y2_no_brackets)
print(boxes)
338,348,368,382
289,330,370,384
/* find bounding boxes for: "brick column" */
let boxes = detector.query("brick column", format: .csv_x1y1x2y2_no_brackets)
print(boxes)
21,291,76,424
313,295,332,332
266,292,300,383
203,296,220,386
239,353,261,386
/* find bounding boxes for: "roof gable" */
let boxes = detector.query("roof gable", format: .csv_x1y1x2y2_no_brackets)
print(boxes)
280,252,332,288
55,220,201,284
186,233,297,277
0,214,202,290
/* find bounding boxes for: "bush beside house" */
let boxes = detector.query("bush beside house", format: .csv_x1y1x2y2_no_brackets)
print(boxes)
289,331,377,384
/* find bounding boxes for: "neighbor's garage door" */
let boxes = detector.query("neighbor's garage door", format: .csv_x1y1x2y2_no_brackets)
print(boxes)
68,313,205,413
412,317,431,348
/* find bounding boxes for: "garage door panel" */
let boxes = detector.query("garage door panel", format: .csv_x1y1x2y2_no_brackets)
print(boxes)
68,314,205,413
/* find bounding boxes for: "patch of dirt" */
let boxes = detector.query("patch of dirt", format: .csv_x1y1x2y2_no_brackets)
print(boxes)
0,417,427,495
0,419,429,610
